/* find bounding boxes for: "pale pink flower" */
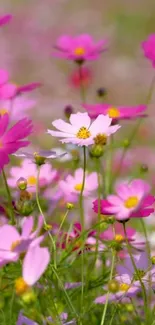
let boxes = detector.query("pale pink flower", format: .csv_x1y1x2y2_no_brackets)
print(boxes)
59,168,98,202
47,112,121,146
0,96,36,121
8,159,57,192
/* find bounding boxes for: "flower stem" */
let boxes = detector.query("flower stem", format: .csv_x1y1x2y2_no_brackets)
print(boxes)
2,168,15,225
104,136,113,195
79,64,86,104
36,167,57,268
100,249,116,325
79,146,86,313
123,222,148,319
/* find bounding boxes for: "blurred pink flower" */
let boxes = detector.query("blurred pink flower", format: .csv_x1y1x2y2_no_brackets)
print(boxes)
0,215,43,265
8,159,57,192
0,69,17,100
101,223,136,242
142,34,155,68
47,112,120,146
0,96,36,121
0,14,12,27
53,34,107,62
59,168,98,201
93,179,155,221
69,66,93,88
84,103,147,120
0,114,33,170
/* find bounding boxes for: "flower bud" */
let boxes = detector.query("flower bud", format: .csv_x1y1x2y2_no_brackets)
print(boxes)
89,144,104,158
140,164,148,173
125,304,134,312
123,139,130,148
17,177,27,190
151,256,155,265
66,202,74,210
64,105,74,119
97,87,107,97
34,152,46,166
16,200,35,216
21,290,36,304
108,279,120,293
19,190,32,201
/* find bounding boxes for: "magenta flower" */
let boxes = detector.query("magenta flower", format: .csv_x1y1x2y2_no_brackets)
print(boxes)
93,179,155,221
53,34,107,62
0,215,43,264
84,103,147,121
47,112,120,146
8,159,57,192
0,114,33,170
101,223,136,243
0,69,17,100
142,34,155,68
59,168,98,202
0,14,12,27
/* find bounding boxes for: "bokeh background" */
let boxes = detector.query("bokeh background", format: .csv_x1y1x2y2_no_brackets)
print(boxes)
1,0,155,183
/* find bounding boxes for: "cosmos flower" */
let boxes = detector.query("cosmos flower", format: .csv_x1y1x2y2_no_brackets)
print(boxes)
59,168,98,202
47,112,121,147
0,114,33,170
8,159,57,192
0,96,36,121
69,66,93,89
53,34,107,62
93,179,155,221
142,34,155,68
15,244,50,295
83,103,147,121
101,223,136,243
0,215,43,264
0,14,12,27
0,69,17,100
17,312,76,325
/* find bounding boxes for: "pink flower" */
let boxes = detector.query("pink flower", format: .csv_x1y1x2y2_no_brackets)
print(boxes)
0,114,33,170
47,112,121,146
142,34,155,68
0,215,43,264
93,179,155,221
69,66,93,88
0,14,12,27
53,34,107,62
59,168,98,202
8,159,57,192
101,223,136,242
0,69,17,100
0,96,36,121
22,244,50,286
84,103,147,120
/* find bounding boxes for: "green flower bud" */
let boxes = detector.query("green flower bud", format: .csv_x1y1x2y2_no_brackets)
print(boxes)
16,200,35,216
89,144,104,158
108,280,120,293
66,202,74,210
151,256,155,265
123,139,130,148
17,177,27,190
34,152,46,166
22,290,36,304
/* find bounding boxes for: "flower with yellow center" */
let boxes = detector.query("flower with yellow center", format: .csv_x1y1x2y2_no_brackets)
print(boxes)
107,107,120,118
15,277,29,295
27,175,37,186
0,108,8,116
74,47,85,56
115,234,124,243
11,240,21,251
76,126,91,139
124,196,139,209
74,183,83,191
120,283,130,292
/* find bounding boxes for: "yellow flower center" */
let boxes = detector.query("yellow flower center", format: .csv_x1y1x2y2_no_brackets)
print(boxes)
115,234,124,243
94,133,107,145
74,47,85,56
0,108,8,116
15,277,29,295
76,126,91,139
27,175,37,186
11,240,21,251
124,196,139,209
107,107,120,118
0,139,3,148
120,283,130,292
74,183,83,191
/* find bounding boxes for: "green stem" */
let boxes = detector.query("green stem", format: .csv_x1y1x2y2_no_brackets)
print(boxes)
100,250,116,325
36,167,57,268
123,222,148,319
2,168,15,225
104,136,113,195
79,64,86,104
95,159,101,262
79,146,86,314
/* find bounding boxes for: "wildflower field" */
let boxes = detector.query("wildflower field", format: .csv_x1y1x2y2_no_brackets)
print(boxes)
0,2,155,324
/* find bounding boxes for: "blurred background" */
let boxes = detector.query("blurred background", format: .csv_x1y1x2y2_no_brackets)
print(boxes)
1,0,155,182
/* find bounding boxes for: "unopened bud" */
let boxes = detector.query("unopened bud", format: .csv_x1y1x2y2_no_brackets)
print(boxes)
151,256,155,265
34,152,46,166
125,304,134,312
17,177,27,190
64,105,74,119
22,290,36,304
123,139,130,148
20,190,32,201
66,202,74,210
89,144,104,158
44,224,52,231
140,164,148,173
16,200,35,216
97,87,107,97
108,280,120,293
